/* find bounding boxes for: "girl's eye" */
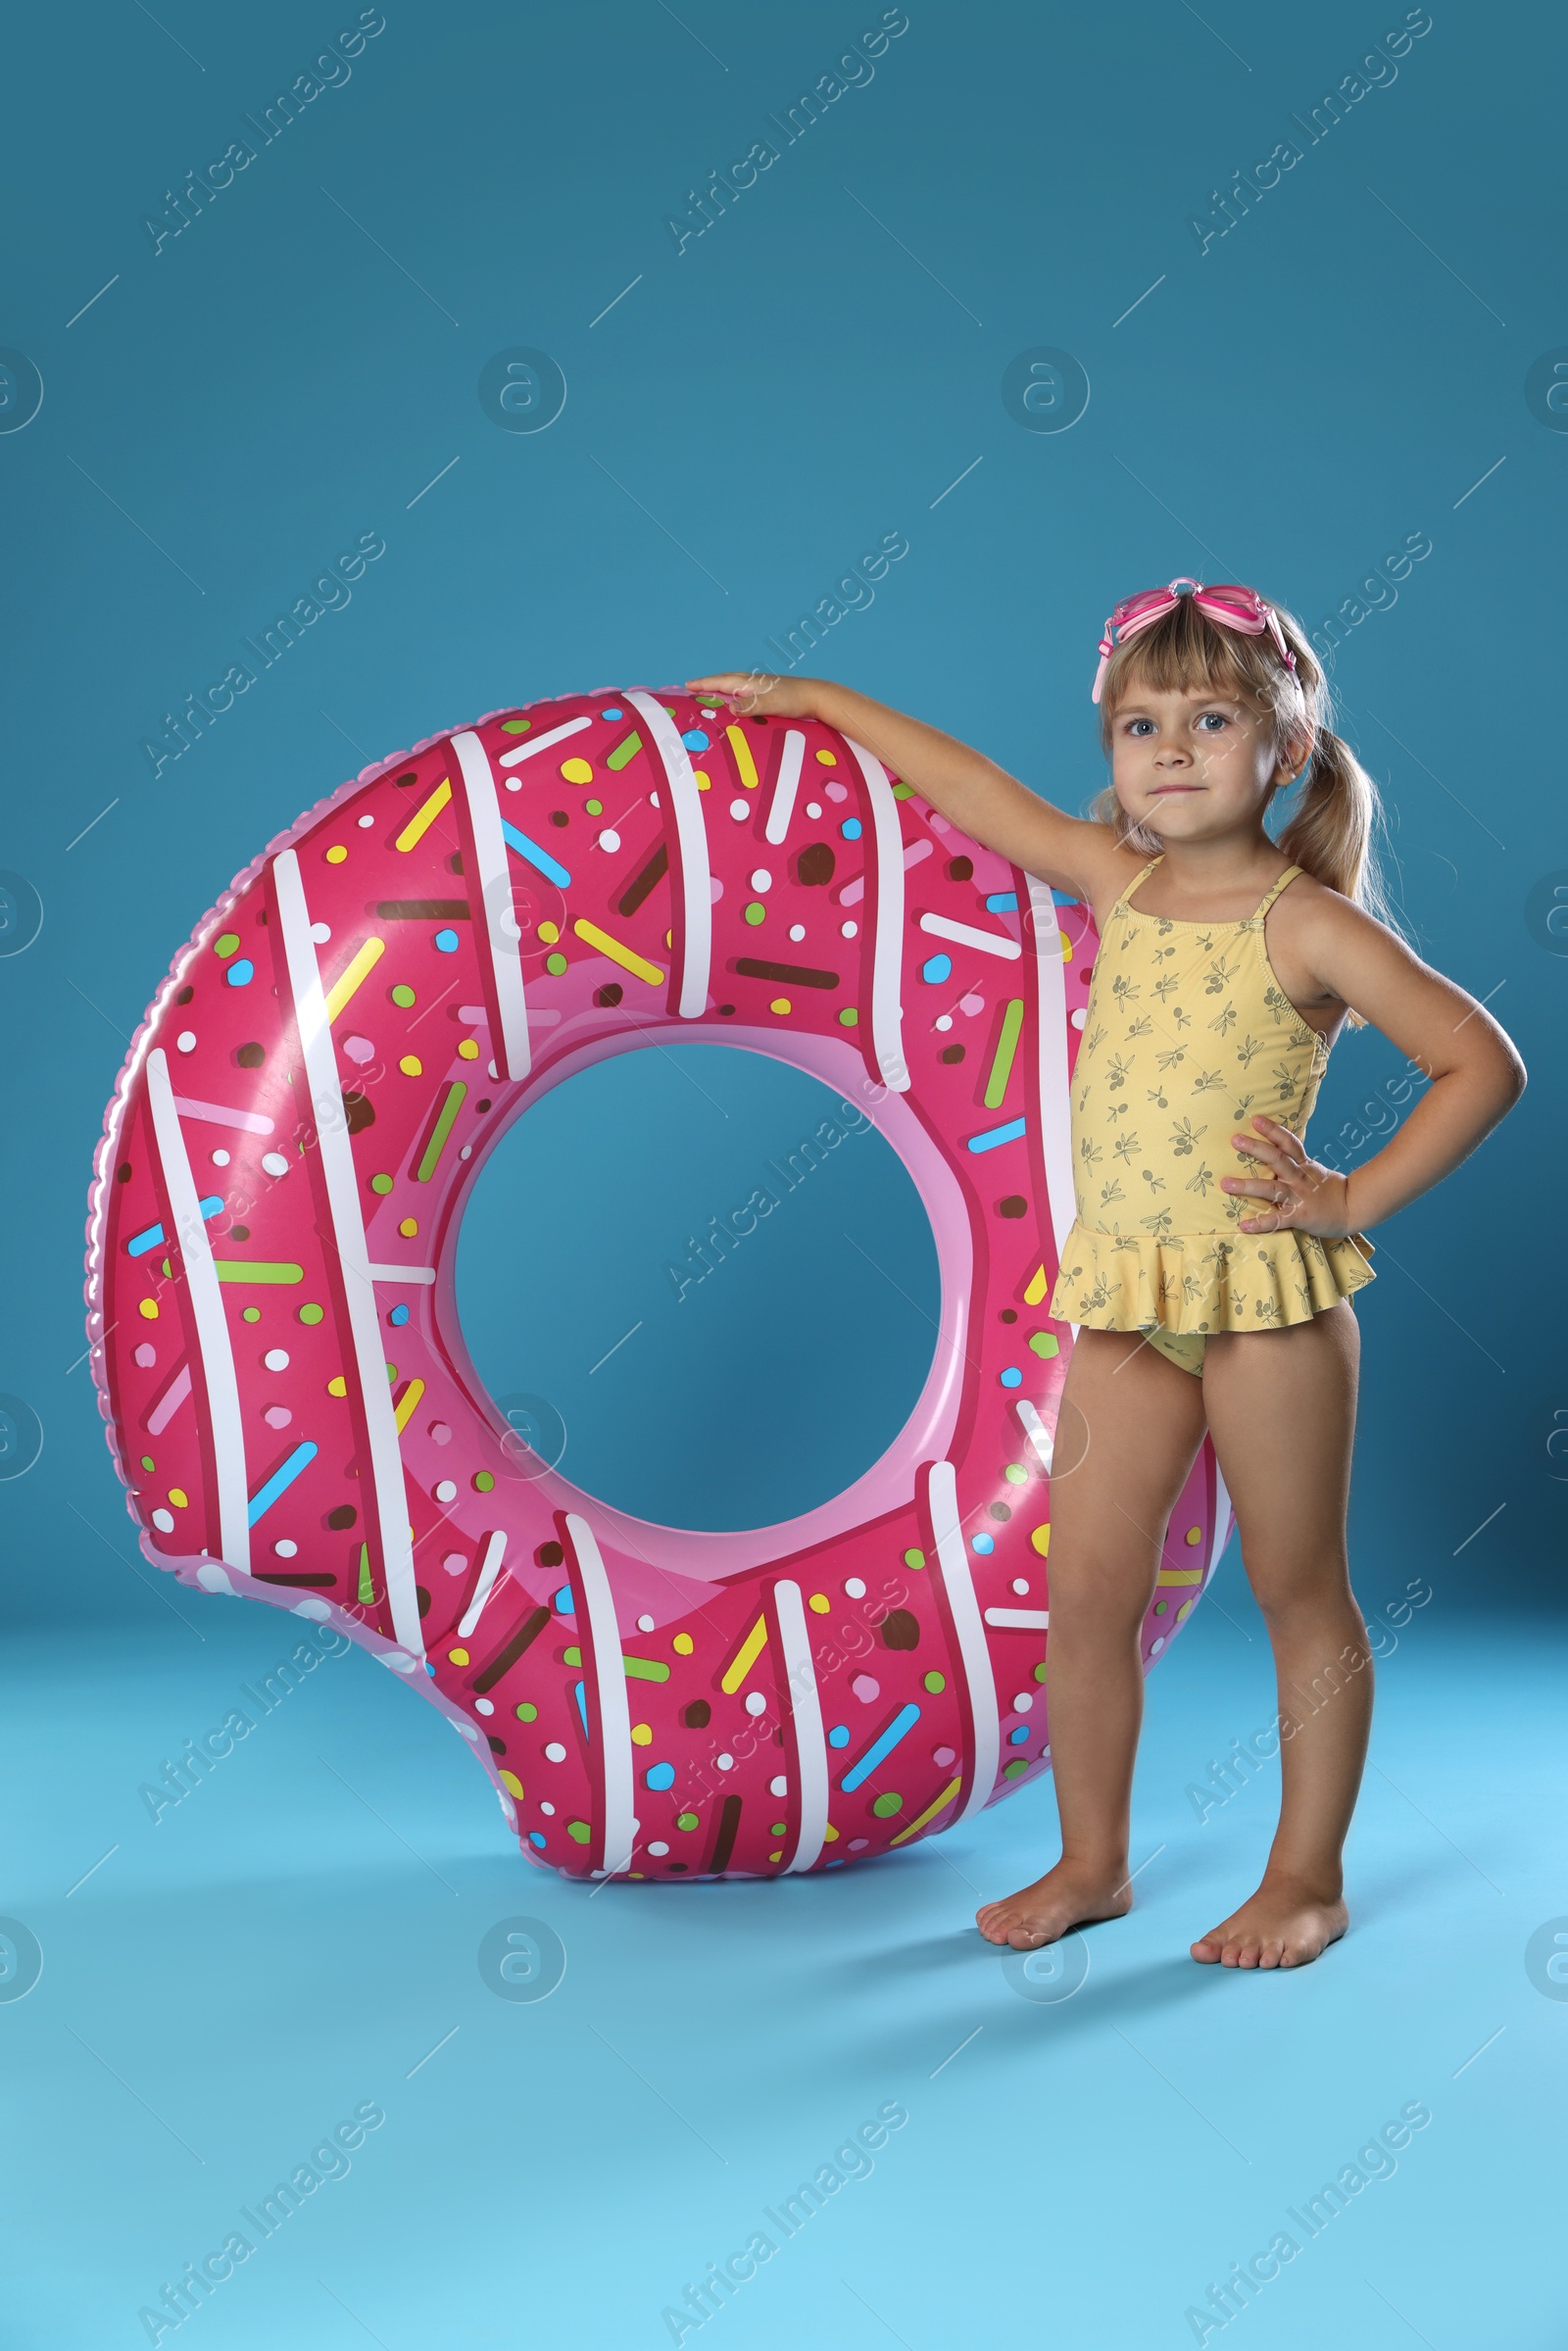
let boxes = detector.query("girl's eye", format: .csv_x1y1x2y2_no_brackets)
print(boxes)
1197,711,1231,732
1127,718,1155,737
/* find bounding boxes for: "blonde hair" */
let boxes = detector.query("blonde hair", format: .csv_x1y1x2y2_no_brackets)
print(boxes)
1089,592,1401,966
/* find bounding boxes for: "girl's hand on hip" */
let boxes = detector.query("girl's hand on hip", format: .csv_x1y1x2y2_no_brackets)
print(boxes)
685,669,819,719
1222,1114,1353,1237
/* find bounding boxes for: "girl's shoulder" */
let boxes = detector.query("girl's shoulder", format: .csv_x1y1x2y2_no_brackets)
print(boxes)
1266,874,1385,1033
1271,869,1388,948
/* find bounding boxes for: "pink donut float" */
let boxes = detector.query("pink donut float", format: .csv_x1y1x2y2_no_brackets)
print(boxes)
85,689,1231,1880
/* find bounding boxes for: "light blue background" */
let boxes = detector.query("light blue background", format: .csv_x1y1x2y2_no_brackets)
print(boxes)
1,4,1564,2345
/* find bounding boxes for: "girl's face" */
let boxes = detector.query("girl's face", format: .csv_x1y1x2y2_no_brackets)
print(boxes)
1107,681,1308,844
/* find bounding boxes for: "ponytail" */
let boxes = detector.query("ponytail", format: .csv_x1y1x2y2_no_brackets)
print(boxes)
1277,724,1390,921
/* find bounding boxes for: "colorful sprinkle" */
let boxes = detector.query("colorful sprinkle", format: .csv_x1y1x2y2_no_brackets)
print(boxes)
246,1441,318,1526
572,917,663,986
561,757,594,784
375,900,467,923
416,1083,467,1182
324,938,386,1024
392,1377,425,1433
720,1615,768,1694
126,1196,222,1257
724,725,760,790
984,1000,1026,1109
966,1117,1027,1153
606,731,642,770
920,955,953,985
394,778,452,852
841,1702,920,1793
501,820,571,888
890,1777,962,1843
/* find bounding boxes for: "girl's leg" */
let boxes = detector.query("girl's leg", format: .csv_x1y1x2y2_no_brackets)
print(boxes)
1192,1300,1367,1968
976,1328,1208,1949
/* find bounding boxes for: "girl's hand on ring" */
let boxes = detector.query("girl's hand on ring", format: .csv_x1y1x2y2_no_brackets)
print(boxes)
1220,1114,1352,1237
685,670,818,720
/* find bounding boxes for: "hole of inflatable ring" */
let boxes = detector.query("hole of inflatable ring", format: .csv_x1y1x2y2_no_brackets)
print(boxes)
454,1044,941,1532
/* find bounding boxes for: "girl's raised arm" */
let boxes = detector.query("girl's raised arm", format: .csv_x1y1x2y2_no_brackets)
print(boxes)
686,671,1121,906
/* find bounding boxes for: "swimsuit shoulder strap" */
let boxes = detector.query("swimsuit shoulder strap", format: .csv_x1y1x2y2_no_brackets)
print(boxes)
1114,854,1163,915
1248,863,1303,924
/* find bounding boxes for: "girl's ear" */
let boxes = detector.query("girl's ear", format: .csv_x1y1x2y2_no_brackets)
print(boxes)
1275,723,1315,785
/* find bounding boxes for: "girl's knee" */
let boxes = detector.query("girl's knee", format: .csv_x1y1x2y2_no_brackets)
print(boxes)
1047,1554,1156,1633
1246,1563,1357,1631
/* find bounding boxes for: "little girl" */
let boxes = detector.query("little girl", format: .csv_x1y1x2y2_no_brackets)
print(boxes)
691,576,1525,1969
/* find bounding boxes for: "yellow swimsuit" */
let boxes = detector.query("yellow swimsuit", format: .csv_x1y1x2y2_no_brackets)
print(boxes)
1048,856,1375,1375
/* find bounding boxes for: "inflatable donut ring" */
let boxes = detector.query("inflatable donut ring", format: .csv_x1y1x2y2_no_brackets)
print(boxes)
86,689,1231,1881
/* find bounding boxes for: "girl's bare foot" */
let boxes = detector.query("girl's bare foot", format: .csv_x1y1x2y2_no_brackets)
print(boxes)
976,1858,1132,1949
1190,1877,1348,1969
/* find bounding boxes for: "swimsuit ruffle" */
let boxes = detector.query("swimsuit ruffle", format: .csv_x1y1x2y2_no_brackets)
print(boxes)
1047,1222,1375,1340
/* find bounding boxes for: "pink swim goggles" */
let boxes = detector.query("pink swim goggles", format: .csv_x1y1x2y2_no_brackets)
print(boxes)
1092,577,1298,703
